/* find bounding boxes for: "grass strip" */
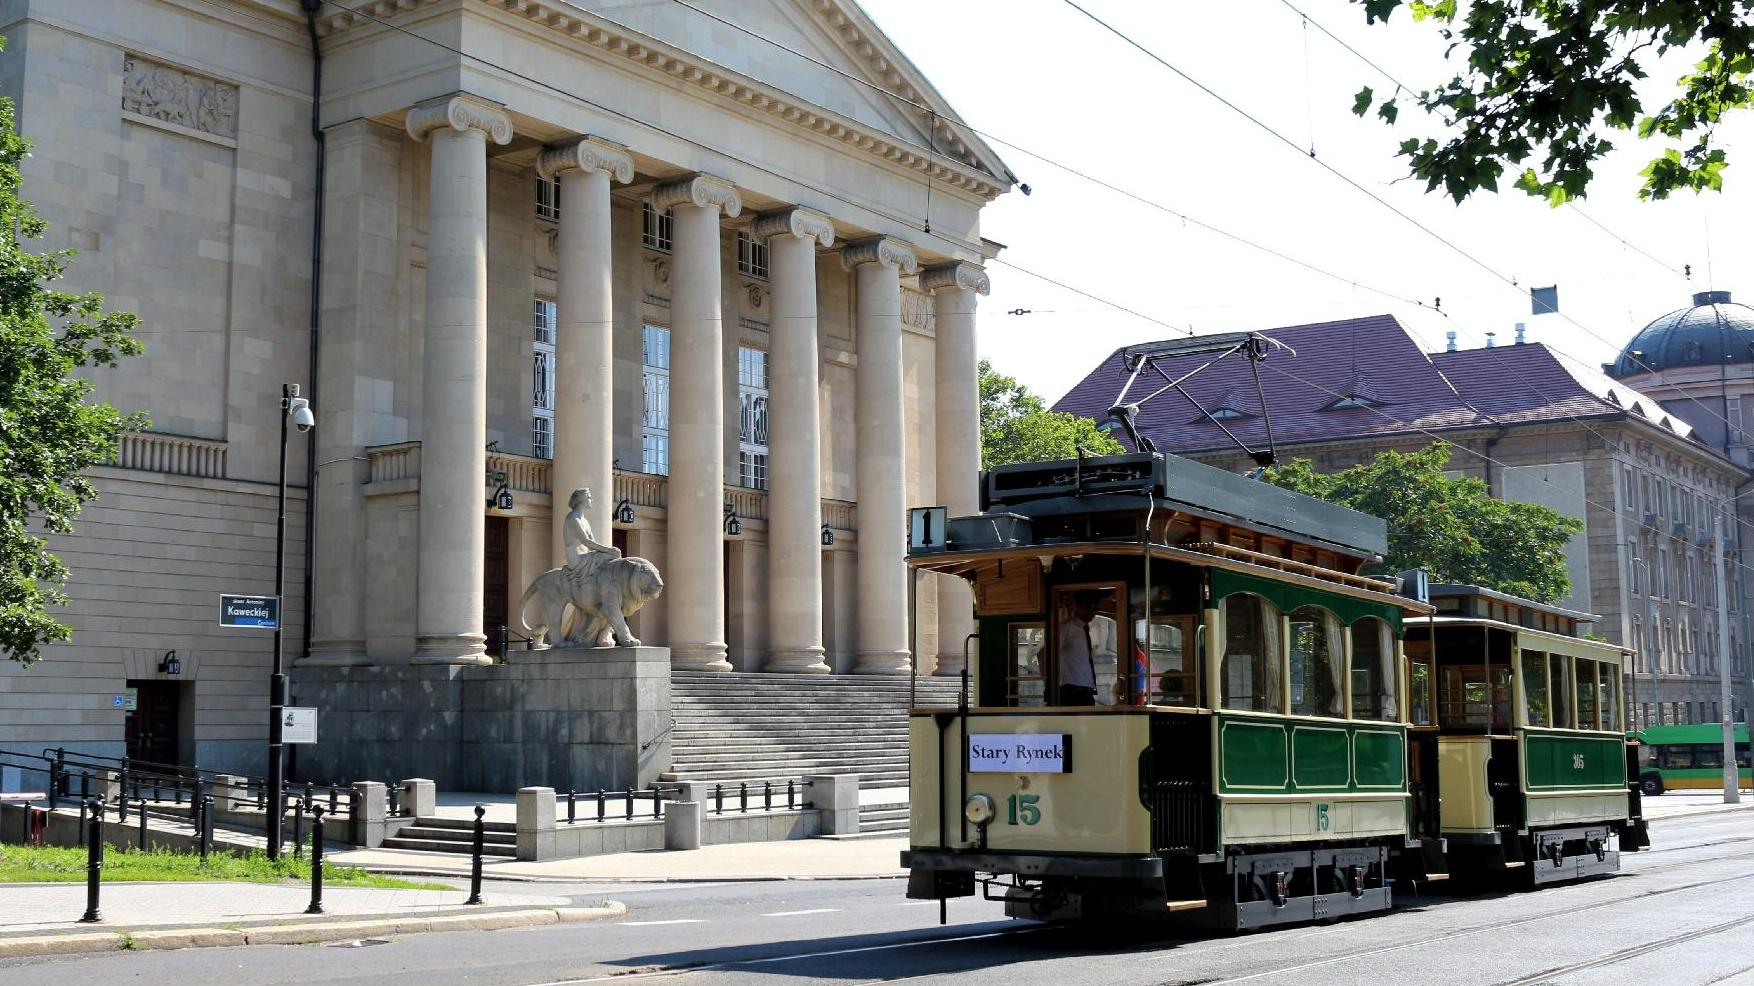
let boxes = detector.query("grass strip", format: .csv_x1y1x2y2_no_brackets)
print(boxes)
0,843,449,890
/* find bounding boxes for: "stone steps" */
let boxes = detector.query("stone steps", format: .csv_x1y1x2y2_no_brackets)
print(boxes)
380,835,518,857
378,816,520,856
859,804,909,834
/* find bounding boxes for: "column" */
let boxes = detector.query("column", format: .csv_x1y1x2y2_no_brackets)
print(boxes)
922,261,990,677
843,237,919,674
755,208,836,673
537,137,633,565
652,175,741,671
406,93,511,665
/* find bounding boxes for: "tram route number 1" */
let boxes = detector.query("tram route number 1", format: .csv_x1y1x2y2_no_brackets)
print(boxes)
1007,794,1041,826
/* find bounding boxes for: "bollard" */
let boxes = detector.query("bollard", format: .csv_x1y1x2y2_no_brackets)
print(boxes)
739,782,748,813
466,804,485,905
306,805,326,914
625,788,634,822
567,790,576,825
596,790,605,823
137,797,149,851
714,784,723,814
764,781,772,811
293,797,306,859
79,800,102,923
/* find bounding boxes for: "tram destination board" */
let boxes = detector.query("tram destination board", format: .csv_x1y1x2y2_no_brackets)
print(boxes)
969,733,1072,773
219,593,280,629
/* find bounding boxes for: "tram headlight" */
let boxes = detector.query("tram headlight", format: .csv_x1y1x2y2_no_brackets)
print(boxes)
963,794,996,827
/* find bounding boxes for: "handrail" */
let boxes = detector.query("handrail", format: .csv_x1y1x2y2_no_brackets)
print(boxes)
32,747,354,799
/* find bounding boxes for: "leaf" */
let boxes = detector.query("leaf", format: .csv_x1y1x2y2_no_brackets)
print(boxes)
1353,85,1375,116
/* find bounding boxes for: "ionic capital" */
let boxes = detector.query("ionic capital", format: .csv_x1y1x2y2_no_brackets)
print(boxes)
920,261,991,296
751,207,836,248
650,173,742,217
537,136,634,183
839,236,918,274
405,93,513,145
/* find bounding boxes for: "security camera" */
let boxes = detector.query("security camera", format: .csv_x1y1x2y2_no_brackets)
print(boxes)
288,397,315,433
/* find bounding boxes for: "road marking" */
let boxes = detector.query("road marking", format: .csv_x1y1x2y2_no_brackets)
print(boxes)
619,919,704,927
760,908,841,917
524,925,1045,984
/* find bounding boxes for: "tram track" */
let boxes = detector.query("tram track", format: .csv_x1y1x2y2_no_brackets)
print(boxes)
1491,913,1753,985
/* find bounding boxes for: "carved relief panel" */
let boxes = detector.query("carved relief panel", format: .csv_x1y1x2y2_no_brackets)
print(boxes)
122,56,238,139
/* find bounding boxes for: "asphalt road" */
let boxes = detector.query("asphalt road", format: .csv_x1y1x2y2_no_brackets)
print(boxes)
5,807,1754,985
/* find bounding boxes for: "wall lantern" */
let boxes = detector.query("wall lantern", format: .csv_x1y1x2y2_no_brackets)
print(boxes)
821,524,835,547
159,650,182,675
488,467,514,511
724,503,742,537
615,499,637,525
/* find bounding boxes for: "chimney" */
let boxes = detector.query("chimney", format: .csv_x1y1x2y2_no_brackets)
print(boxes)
1515,322,1526,345
1445,330,1457,352
1485,331,1497,348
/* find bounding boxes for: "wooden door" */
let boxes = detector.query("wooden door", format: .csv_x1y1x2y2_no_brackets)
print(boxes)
484,515,509,655
124,681,181,767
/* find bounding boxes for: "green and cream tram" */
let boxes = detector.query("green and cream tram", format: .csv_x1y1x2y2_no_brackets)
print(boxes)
903,451,1434,929
1405,585,1650,883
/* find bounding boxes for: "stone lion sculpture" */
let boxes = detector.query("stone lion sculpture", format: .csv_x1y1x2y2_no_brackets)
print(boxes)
517,556,664,649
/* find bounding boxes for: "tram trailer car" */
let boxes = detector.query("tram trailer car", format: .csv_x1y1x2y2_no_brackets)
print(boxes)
1407,586,1650,885
901,451,1647,929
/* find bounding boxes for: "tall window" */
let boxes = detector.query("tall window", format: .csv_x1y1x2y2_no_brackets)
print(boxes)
535,174,560,221
1288,606,1344,718
1522,651,1548,727
1221,594,1281,713
642,203,673,251
641,325,670,474
736,230,769,279
737,346,769,489
531,299,556,458
1350,617,1397,720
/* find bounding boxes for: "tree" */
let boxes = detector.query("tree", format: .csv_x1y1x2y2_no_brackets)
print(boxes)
0,34,144,665
1352,1,1754,203
980,359,1123,469
1265,443,1583,602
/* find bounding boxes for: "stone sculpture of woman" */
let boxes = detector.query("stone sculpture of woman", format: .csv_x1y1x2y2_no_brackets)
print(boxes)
562,487,621,578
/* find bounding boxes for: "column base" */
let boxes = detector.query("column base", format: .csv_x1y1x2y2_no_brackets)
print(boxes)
765,647,830,674
300,639,371,667
671,643,733,672
412,633,491,666
932,656,966,678
854,649,913,675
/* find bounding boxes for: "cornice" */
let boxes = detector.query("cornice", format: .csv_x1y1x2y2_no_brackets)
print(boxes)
920,261,990,296
751,207,836,247
537,135,634,183
650,173,743,217
405,92,513,144
840,236,918,274
316,0,1009,201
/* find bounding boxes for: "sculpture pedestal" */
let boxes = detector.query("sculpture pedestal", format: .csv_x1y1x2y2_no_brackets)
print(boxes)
295,646,672,793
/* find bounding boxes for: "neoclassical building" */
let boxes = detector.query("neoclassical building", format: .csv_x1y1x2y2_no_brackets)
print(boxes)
1,0,1007,771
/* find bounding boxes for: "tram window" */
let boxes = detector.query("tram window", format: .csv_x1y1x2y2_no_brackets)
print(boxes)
1549,656,1572,728
1439,664,1511,730
1008,624,1046,707
1407,638,1433,726
1139,618,1198,707
1521,651,1548,727
1350,617,1397,720
1575,661,1599,731
1289,606,1344,718
1598,672,1620,732
1221,594,1282,713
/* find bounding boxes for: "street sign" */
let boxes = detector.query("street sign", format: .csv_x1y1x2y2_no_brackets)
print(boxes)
220,594,280,629
282,707,317,745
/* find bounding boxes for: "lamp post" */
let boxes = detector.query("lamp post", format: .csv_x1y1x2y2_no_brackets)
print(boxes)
267,383,315,860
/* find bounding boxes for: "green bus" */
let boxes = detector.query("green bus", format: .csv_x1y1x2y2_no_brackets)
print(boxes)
1635,722,1751,795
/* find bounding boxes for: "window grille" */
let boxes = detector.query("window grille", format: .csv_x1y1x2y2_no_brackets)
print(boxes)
642,203,673,251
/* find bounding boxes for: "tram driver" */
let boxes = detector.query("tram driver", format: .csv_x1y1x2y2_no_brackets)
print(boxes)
1056,591,1104,706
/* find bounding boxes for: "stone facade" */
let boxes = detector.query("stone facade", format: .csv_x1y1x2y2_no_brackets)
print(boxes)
1,0,1008,774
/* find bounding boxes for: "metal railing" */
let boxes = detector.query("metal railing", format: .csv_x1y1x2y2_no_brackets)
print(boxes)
561,788,668,823
705,780,813,815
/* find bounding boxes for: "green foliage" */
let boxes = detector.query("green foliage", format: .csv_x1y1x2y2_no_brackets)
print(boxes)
979,359,1123,469
1352,1,1754,202
0,34,145,665
1265,443,1583,602
0,842,448,889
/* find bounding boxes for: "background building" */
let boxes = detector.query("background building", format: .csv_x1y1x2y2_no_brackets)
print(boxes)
1057,313,1754,728
0,0,1008,773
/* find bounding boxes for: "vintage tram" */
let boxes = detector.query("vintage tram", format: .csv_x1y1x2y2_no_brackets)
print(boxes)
901,449,1648,928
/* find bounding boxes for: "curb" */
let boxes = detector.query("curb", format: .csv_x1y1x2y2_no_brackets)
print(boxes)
346,867,905,884
0,902,626,958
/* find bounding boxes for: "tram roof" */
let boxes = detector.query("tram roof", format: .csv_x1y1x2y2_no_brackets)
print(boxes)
1427,582,1599,623
980,451,1388,558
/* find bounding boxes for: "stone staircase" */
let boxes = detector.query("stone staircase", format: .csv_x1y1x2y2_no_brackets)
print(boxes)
663,672,966,790
858,803,910,836
381,816,517,857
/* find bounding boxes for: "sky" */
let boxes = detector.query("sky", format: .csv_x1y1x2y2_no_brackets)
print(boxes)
858,0,1754,406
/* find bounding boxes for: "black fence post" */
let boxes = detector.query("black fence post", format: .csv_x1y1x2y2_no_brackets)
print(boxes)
77,800,88,843
624,788,633,822
466,804,485,906
764,781,772,812
787,780,795,811
388,781,401,818
293,797,306,859
567,791,576,825
739,782,747,813
596,790,605,823
137,797,149,851
199,796,213,863
714,784,723,814
306,806,325,915
79,800,102,923
49,749,63,811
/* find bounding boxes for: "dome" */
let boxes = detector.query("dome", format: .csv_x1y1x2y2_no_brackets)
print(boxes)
1609,290,1754,378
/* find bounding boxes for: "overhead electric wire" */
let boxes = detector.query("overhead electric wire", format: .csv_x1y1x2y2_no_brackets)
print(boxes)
1063,0,1747,449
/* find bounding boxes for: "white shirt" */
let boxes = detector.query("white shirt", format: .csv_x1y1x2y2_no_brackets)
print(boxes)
1057,614,1097,689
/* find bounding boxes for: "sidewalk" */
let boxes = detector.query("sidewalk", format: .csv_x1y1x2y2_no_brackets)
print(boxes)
330,834,910,882
1642,790,1754,819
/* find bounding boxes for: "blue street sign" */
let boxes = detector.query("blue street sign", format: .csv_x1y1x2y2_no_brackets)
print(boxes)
220,594,280,629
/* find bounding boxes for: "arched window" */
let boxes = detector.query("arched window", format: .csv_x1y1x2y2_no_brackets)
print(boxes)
1350,617,1398,720
1221,594,1281,713
1289,606,1344,717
